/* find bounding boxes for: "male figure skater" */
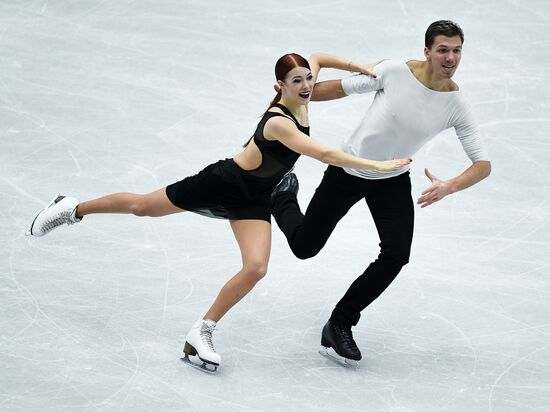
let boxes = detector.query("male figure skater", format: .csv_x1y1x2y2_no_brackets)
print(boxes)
272,20,491,365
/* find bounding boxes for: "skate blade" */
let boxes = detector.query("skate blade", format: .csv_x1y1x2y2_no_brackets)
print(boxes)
181,354,218,374
26,194,61,236
319,347,359,369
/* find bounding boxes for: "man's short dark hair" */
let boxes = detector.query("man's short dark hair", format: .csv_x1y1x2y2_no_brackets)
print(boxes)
425,20,464,49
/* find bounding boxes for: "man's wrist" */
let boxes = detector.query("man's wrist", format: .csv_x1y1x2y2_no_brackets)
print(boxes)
446,180,459,194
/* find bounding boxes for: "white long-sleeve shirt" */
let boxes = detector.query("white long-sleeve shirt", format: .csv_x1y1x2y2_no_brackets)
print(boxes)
340,60,489,179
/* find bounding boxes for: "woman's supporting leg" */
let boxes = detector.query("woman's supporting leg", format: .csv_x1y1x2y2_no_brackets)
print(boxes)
183,219,271,370
203,219,272,322
76,188,184,218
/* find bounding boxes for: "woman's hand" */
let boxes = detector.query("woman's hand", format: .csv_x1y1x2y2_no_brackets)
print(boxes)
371,158,412,171
351,60,385,78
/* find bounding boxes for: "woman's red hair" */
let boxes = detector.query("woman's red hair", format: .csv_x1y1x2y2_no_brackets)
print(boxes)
244,54,310,147
267,53,310,112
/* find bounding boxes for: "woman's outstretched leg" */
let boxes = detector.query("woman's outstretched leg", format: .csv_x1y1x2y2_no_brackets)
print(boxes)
76,188,184,217
27,188,183,236
183,219,271,370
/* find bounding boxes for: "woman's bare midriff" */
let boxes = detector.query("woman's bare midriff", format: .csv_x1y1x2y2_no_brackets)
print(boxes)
233,140,263,171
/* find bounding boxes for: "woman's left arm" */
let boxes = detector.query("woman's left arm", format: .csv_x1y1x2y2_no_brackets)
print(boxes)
308,52,383,83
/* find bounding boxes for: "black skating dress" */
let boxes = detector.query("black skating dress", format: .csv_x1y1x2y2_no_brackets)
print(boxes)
165,104,309,222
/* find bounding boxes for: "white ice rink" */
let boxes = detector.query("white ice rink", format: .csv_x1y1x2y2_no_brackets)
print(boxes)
1,1,549,411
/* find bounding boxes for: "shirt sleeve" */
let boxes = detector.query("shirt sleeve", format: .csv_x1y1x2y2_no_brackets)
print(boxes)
453,98,490,162
341,73,383,95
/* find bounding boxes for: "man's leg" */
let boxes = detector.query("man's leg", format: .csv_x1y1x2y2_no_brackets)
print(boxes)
330,172,415,327
272,166,363,259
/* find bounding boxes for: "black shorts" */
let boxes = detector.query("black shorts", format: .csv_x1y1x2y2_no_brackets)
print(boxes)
165,159,277,222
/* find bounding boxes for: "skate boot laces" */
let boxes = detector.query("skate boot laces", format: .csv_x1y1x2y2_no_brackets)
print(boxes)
200,321,217,353
334,323,358,350
42,208,78,233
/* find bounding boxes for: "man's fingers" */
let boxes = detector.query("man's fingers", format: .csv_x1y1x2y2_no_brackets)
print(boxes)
421,187,433,196
419,198,434,208
421,196,438,207
418,192,439,206
418,194,440,208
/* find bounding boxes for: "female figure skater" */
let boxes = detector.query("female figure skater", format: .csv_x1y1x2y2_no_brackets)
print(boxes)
26,53,411,372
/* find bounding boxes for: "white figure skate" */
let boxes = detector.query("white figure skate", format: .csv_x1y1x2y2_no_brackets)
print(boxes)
181,319,220,373
26,194,80,237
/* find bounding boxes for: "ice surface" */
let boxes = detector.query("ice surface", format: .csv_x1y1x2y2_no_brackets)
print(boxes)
1,1,549,411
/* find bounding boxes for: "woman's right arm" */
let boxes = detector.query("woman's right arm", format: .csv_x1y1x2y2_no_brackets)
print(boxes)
311,80,347,101
265,117,411,171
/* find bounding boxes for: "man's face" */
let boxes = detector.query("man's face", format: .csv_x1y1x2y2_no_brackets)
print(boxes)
424,35,462,79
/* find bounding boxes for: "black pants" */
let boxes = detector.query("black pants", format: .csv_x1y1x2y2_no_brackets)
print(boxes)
272,166,414,326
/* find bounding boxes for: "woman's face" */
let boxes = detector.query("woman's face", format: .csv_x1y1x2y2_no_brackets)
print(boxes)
279,66,314,104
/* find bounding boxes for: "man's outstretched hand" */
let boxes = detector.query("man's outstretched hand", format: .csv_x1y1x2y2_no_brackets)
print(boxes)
417,168,453,208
